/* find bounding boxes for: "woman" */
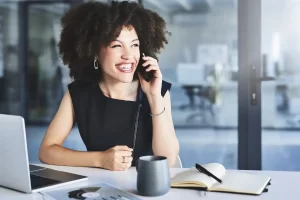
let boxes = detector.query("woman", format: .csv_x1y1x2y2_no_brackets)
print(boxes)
39,0,179,171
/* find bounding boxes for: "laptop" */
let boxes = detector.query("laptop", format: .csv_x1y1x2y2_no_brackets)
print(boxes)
0,114,88,193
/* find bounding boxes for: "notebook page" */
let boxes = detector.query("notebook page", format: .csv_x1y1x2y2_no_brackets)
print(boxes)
171,163,226,188
210,171,271,194
202,163,226,180
171,168,215,188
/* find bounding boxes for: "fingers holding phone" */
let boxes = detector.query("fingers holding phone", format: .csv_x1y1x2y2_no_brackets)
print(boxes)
140,53,162,80
138,53,154,82
138,53,163,96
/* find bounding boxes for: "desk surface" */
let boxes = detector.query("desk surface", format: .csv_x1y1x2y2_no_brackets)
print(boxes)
0,164,299,200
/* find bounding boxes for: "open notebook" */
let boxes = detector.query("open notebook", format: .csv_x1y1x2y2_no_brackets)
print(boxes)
171,163,271,195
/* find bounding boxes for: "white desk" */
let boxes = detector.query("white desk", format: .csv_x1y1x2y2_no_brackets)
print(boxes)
0,164,299,200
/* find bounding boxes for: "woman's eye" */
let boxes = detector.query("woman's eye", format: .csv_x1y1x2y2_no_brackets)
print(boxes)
111,45,121,48
132,44,139,47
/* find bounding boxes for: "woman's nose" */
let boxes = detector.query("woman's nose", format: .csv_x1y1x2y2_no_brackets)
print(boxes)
121,48,134,59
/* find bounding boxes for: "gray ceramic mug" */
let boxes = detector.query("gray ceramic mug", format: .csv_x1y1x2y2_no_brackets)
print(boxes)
136,155,170,196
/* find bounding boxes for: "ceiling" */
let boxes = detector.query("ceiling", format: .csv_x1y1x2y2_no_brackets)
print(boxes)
0,2,70,15
0,0,237,15
141,0,237,26
143,0,237,15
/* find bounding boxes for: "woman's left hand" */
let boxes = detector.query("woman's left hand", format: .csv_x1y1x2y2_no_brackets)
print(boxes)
138,56,162,97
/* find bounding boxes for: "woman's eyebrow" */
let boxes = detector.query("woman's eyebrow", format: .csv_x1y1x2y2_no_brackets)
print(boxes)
111,39,139,43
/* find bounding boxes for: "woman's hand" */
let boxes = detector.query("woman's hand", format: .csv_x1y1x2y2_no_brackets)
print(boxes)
96,145,133,171
138,56,162,98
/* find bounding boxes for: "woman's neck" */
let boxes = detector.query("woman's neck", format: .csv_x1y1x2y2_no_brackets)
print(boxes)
99,79,139,101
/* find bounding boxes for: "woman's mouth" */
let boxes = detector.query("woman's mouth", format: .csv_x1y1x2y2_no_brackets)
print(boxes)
116,63,134,73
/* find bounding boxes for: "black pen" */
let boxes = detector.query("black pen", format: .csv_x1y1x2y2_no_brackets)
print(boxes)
195,163,222,183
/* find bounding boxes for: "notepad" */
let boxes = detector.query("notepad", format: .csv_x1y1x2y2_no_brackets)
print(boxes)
171,163,271,195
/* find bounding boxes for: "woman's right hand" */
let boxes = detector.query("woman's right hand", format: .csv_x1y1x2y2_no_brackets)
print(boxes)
96,145,133,171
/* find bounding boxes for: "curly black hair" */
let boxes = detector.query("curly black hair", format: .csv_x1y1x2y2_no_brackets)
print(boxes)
58,0,170,82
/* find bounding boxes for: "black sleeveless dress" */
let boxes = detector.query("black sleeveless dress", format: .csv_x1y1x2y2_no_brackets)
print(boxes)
68,80,171,165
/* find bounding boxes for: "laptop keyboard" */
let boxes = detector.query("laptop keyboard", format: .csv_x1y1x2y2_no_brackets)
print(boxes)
30,174,61,190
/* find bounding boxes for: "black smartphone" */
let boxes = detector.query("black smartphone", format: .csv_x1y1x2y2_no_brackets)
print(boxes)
138,53,154,82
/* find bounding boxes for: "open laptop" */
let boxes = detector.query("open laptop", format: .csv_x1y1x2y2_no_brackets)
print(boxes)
0,114,88,193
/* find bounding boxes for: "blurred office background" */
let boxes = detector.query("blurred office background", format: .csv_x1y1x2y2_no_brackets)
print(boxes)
1,0,300,170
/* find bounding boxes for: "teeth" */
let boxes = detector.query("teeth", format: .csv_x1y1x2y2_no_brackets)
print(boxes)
120,64,132,70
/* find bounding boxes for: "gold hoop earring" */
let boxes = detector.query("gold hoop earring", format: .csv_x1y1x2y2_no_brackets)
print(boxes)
94,58,99,70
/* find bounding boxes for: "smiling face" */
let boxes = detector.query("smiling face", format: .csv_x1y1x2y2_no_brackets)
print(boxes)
97,26,141,83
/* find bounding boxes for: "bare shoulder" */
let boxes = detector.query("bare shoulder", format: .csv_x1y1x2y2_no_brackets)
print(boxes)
163,90,171,102
163,90,173,116
62,89,72,103
59,90,75,118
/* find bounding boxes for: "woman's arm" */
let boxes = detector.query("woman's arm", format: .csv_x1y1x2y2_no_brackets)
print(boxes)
39,90,133,171
147,91,180,167
39,91,100,167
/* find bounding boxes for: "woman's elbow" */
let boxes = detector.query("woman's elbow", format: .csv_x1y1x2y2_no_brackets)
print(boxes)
169,142,180,167
39,146,46,163
165,148,180,168
39,144,52,164
168,156,176,168
167,152,180,168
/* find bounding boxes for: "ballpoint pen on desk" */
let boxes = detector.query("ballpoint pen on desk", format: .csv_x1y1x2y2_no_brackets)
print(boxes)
195,163,222,184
